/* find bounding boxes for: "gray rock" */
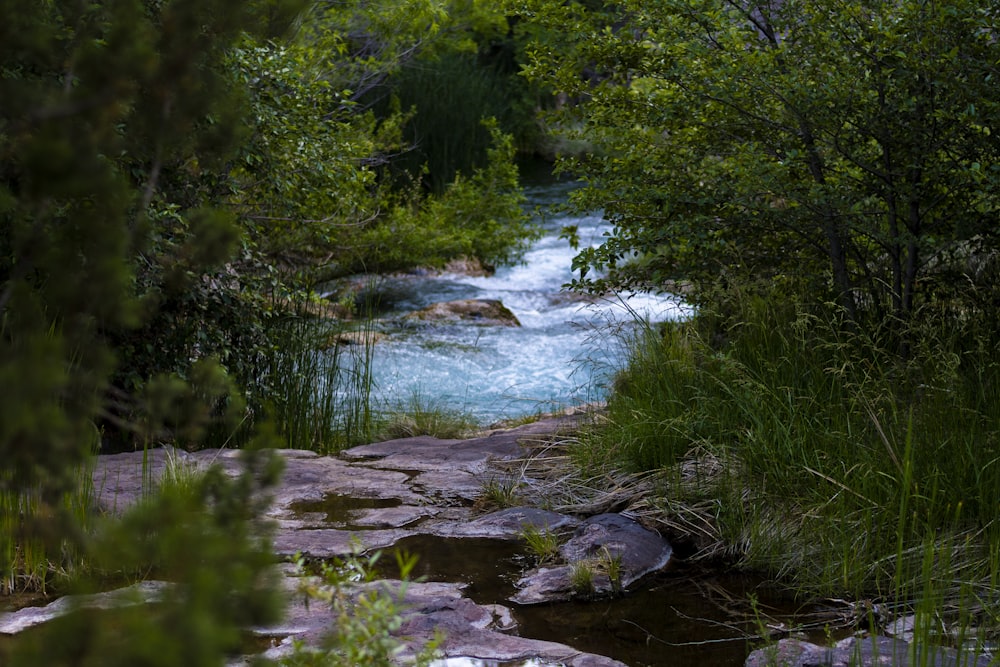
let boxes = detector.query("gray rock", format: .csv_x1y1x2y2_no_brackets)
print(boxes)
236,572,627,667
438,506,579,539
561,513,672,586
512,513,672,604
82,415,631,667
885,614,918,643
272,526,417,559
744,636,992,667
0,581,170,635
512,564,578,603
403,298,521,326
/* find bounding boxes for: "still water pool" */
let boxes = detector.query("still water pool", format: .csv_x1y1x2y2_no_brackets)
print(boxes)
376,534,830,667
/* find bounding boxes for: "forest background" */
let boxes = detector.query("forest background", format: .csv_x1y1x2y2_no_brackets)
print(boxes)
3,0,1000,664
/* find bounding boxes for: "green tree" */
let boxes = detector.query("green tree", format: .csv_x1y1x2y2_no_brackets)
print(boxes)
512,0,1000,328
47,0,536,450
1,0,302,513
372,0,544,192
228,0,535,284
1,0,302,660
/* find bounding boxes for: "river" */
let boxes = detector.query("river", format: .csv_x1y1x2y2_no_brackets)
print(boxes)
363,172,689,424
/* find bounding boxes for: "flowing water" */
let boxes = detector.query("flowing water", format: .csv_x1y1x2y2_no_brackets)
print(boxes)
362,173,690,424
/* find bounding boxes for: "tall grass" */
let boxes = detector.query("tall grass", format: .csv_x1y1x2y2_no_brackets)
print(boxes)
258,308,379,454
2,297,382,596
589,288,1000,624
1,457,96,596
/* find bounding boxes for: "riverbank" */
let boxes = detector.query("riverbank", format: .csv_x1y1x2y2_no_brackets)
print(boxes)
5,408,994,667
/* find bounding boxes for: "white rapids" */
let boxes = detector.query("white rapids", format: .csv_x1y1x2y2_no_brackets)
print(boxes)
360,179,690,425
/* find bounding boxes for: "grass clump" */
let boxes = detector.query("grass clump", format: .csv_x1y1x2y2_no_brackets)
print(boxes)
599,546,624,595
569,561,595,596
376,391,481,441
475,476,523,511
587,287,1000,628
257,311,378,454
520,524,560,565
1,455,96,596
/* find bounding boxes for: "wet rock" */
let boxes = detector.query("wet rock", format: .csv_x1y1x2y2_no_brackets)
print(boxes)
438,506,579,539
375,580,628,667
443,256,495,277
349,505,436,529
0,581,170,635
512,513,672,604
744,636,992,667
512,564,578,603
238,572,626,667
323,329,386,347
404,298,521,326
562,514,673,586
85,414,632,666
272,526,416,559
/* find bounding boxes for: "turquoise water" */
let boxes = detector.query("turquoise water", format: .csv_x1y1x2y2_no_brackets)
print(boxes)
364,180,689,424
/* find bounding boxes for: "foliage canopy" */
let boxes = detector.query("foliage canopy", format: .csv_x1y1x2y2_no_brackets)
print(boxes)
2,0,534,662
513,0,1000,328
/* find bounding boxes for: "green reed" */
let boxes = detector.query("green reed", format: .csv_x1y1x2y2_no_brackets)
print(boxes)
259,309,379,454
1,455,96,596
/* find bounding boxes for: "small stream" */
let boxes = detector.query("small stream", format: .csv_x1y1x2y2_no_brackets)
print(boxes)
360,171,689,424
323,171,834,665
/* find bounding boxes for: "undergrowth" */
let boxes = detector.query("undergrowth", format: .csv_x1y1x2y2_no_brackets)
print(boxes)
584,288,1000,639
1,447,97,596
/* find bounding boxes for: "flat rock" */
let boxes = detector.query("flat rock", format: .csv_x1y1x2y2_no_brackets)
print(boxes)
342,415,584,471
343,433,519,473
437,507,579,539
744,636,992,667
82,413,633,666
272,527,415,559
0,581,170,635
241,574,627,667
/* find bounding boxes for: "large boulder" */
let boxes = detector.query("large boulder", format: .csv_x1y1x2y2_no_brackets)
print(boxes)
404,298,521,326
511,513,672,604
